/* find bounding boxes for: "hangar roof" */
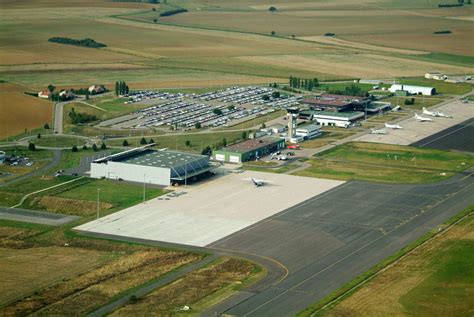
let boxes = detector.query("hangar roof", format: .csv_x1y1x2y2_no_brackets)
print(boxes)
223,137,283,153
117,150,207,168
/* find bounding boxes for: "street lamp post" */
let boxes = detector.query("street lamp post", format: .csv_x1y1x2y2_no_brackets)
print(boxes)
143,174,146,203
96,188,101,219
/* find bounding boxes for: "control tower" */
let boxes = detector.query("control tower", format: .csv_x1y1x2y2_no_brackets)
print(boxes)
286,107,299,138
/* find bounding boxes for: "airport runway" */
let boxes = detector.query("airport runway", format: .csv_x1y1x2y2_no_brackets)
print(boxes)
206,170,474,316
411,118,474,153
0,207,79,226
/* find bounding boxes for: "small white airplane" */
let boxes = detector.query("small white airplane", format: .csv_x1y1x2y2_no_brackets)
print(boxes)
391,105,401,112
244,178,274,187
414,113,433,122
370,128,387,135
422,107,451,118
385,122,403,129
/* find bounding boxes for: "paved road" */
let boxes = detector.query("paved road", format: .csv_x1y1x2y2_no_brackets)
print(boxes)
0,206,79,226
205,169,474,316
0,150,62,188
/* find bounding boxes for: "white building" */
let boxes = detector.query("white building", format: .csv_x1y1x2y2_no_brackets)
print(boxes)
90,146,210,186
389,84,436,96
313,111,364,128
295,124,322,139
425,72,447,81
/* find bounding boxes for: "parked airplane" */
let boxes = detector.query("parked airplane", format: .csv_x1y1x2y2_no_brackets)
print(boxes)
370,128,387,135
244,178,274,187
391,105,401,112
422,107,450,118
385,122,403,129
414,113,433,122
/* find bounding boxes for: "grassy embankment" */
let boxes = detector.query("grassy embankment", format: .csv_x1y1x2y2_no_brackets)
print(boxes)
296,142,474,183
299,205,474,317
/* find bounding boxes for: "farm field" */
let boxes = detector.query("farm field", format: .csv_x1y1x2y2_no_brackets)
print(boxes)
319,207,474,317
0,83,53,140
1,0,473,94
295,142,474,184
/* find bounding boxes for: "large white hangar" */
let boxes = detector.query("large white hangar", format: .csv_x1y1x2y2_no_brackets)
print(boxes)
90,146,211,186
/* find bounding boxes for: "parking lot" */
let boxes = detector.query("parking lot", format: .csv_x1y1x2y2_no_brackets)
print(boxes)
355,98,474,145
99,86,300,130
75,171,343,247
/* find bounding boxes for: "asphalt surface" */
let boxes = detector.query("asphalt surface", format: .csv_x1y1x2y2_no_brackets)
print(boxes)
205,170,474,316
0,206,79,226
411,117,474,153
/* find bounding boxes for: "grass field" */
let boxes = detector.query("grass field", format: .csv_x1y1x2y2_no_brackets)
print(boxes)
398,77,473,95
0,246,114,306
318,208,474,317
34,135,88,148
295,142,474,184
109,129,248,153
110,257,259,316
0,219,202,315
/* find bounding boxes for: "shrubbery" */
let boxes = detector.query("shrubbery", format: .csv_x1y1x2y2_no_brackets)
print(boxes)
48,37,106,48
159,8,188,17
69,107,97,124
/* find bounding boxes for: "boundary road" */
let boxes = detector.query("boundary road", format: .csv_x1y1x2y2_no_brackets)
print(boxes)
0,206,79,226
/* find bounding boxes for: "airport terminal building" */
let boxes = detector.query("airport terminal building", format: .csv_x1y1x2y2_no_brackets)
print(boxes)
90,146,211,186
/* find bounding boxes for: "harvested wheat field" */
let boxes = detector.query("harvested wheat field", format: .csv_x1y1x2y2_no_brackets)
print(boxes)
238,53,474,78
0,92,52,139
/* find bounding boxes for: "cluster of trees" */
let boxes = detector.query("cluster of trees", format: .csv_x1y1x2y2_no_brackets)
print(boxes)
115,81,129,96
48,37,106,48
139,137,155,145
404,98,416,105
112,0,158,3
289,76,319,91
434,30,452,34
72,86,107,95
327,84,369,97
69,107,97,124
159,8,188,16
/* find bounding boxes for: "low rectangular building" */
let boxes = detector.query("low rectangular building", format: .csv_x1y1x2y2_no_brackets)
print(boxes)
295,124,322,139
302,94,370,112
90,146,210,186
213,137,285,163
313,111,364,128
389,84,436,96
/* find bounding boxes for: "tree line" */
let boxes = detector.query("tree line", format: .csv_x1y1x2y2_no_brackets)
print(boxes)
115,81,129,96
327,84,369,97
48,37,106,48
289,76,319,91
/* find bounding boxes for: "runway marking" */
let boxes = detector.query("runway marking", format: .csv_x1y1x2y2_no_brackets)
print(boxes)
210,246,290,287
415,121,472,147
242,180,474,316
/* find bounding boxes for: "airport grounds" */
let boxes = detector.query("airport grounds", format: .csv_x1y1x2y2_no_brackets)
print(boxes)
1,0,474,316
